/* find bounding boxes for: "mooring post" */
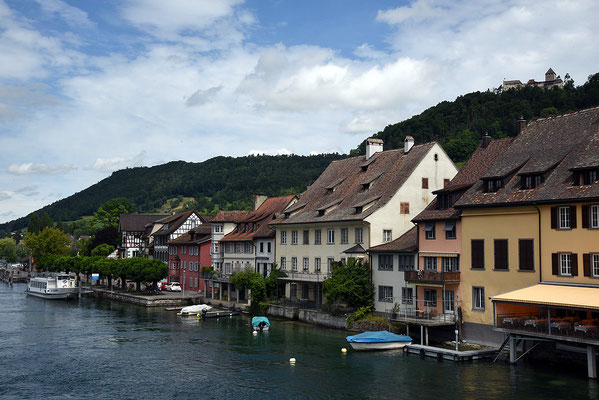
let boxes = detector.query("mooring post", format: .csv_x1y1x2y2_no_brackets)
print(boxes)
420,325,424,345
509,336,517,364
588,345,597,379
425,326,429,346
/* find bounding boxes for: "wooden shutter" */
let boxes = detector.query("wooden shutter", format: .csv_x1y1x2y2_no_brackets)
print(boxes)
494,239,508,270
572,253,579,276
582,205,590,229
550,207,558,229
472,240,484,269
583,254,591,277
570,206,577,228
552,253,559,275
519,239,534,271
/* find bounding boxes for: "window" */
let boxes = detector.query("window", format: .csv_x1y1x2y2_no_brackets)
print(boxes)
471,239,485,269
444,222,456,239
280,231,287,245
422,178,429,189
212,243,219,253
444,290,455,312
315,230,322,245
484,178,503,193
398,255,415,270
302,284,309,299
444,178,450,187
182,246,186,254
559,207,570,229
303,257,309,271
473,287,485,310
560,253,572,276
443,257,459,272
591,205,599,228
494,239,508,270
291,257,298,271
235,243,242,253
519,239,534,271
378,254,393,271
290,284,297,299
292,230,298,245
378,286,393,302
260,242,264,253
315,257,321,272
280,257,286,270
424,257,437,271
244,242,252,253
591,254,599,278
302,230,309,245
551,206,577,230
424,289,437,307
521,174,543,189
424,223,435,240
438,194,450,210
327,229,335,244
383,230,392,243
400,202,410,214
355,228,363,244
341,228,349,244
267,242,271,253
402,287,413,305
327,257,334,273
340,257,346,264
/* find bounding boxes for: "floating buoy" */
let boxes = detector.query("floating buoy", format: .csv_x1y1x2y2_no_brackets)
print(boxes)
253,331,258,336
289,357,296,364
341,348,347,353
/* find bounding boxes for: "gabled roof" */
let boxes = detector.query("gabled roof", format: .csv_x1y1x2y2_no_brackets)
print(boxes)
368,226,418,253
413,137,514,222
272,143,436,225
456,107,599,208
168,225,212,245
220,195,297,242
211,210,252,223
152,210,208,237
119,214,168,232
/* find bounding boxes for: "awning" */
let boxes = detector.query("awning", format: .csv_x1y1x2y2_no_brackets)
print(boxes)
423,223,434,232
419,252,459,258
413,283,444,288
443,222,456,231
492,284,599,311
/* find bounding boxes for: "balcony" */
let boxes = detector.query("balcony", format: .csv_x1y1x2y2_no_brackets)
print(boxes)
404,270,460,284
277,271,331,282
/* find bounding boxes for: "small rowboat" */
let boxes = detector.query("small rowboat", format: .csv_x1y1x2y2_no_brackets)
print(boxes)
346,331,412,351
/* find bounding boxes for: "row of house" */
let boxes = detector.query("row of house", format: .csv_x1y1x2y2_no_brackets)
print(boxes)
118,106,599,377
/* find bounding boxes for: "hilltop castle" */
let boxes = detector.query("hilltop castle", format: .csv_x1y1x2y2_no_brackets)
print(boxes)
502,68,568,91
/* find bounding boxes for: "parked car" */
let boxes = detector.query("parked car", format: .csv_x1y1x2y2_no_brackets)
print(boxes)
169,283,182,292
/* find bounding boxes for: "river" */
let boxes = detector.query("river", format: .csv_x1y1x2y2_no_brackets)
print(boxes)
0,283,597,399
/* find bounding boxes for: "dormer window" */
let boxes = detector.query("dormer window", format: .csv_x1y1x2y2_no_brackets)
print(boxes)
521,174,544,190
361,183,370,191
573,168,598,186
438,194,450,210
354,206,363,214
318,210,325,216
484,178,503,193
284,212,290,219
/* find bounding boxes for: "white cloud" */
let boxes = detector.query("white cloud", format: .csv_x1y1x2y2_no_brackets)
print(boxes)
7,163,76,175
33,0,94,28
0,192,10,201
376,0,444,24
14,186,40,197
87,152,147,172
186,85,223,107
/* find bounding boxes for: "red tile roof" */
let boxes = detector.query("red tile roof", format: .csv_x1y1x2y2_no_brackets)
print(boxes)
369,226,418,253
168,225,212,245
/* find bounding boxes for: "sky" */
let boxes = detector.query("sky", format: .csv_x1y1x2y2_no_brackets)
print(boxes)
1,0,598,224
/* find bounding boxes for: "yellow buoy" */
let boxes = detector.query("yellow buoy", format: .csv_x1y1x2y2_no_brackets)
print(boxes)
289,357,296,364
341,348,347,353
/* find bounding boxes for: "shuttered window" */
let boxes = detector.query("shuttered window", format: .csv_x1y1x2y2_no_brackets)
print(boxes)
494,239,508,270
518,239,534,271
471,239,484,269
552,252,578,276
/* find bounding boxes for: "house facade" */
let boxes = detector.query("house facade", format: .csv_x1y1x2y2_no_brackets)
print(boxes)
118,214,167,258
167,224,211,291
151,210,208,263
272,137,457,307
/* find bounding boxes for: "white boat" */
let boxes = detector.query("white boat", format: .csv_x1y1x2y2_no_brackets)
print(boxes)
346,331,412,351
178,304,212,316
26,275,78,300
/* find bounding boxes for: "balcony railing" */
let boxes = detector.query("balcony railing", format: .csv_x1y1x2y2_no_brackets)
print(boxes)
404,270,460,284
277,271,331,282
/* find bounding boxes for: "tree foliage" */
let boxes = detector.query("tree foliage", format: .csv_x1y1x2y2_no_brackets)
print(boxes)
23,227,70,262
0,238,17,262
91,244,115,257
322,258,374,309
28,212,54,234
93,198,133,228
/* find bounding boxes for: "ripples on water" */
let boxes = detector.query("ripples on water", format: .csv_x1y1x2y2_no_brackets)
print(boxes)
0,283,597,399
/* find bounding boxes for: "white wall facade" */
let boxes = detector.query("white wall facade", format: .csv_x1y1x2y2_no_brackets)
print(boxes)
371,252,417,314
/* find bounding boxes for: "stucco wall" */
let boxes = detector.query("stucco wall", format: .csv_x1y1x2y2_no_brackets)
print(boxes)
371,253,416,314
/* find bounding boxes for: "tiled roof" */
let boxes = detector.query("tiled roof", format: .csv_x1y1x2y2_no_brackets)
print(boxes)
119,214,168,232
456,107,599,208
413,137,514,222
153,210,208,237
168,225,211,245
211,210,252,223
272,143,436,225
220,195,297,242
368,226,418,253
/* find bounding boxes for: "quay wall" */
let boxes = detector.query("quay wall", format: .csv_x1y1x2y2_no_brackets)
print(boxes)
92,289,202,307
268,305,348,330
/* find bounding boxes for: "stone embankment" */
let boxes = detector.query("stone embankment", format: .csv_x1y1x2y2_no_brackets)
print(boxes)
92,288,204,307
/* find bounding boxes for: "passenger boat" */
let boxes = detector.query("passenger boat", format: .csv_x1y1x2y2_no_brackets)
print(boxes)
251,316,270,331
346,331,412,351
26,275,78,300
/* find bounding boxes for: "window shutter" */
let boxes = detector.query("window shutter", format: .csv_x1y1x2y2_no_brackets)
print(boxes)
550,207,557,229
570,206,577,228
582,205,590,229
583,254,591,277
552,253,559,275
572,253,579,276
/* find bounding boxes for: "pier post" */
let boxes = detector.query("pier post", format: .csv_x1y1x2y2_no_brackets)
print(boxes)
588,345,597,379
509,336,517,364
420,326,423,345
406,324,409,337
425,326,429,346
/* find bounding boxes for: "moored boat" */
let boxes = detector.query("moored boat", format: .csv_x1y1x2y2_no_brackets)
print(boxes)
251,316,270,331
178,304,212,316
346,331,412,351
26,275,78,300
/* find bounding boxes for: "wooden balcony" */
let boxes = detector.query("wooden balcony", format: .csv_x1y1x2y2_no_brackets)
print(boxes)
404,270,460,284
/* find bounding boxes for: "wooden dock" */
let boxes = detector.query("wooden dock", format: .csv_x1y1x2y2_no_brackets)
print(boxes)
405,344,498,362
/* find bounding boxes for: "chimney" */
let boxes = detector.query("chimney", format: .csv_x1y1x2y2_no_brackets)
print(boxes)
254,195,268,211
365,138,384,160
404,136,415,153
481,132,492,148
517,115,526,134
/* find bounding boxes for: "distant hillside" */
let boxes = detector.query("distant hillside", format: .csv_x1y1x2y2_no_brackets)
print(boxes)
0,154,346,232
355,72,599,162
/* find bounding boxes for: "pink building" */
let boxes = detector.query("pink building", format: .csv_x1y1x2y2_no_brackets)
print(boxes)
167,225,212,292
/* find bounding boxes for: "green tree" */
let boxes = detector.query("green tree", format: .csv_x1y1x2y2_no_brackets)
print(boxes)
28,212,54,234
230,270,267,304
24,227,71,267
93,198,133,228
0,238,17,262
91,244,115,257
322,258,374,309
443,129,479,163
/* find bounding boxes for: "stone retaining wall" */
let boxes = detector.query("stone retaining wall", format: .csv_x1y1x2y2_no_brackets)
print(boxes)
92,289,201,307
268,305,347,330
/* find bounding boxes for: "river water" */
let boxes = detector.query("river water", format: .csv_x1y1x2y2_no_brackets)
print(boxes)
0,283,597,399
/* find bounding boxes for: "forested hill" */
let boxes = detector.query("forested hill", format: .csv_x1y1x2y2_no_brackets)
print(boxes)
355,72,599,162
1,154,346,232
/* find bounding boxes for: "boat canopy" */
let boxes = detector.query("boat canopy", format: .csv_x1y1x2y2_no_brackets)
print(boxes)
346,331,412,343
251,316,270,327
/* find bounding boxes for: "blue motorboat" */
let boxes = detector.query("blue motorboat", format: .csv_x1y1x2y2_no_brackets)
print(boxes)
252,316,270,331
346,331,412,350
